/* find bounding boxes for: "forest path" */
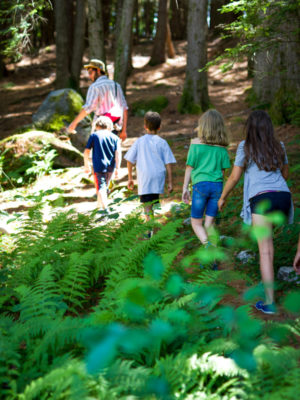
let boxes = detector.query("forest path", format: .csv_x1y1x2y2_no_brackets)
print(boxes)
1,39,299,324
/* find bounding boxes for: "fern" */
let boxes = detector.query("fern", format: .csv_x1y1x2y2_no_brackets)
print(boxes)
58,251,94,313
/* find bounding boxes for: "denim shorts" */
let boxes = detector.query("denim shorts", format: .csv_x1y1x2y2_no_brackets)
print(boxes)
191,181,223,219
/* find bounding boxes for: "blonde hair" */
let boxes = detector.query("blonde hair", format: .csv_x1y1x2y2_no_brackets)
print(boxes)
197,109,229,146
95,116,113,131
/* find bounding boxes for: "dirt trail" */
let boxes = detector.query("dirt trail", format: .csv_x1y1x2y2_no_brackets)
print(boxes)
1,40,299,324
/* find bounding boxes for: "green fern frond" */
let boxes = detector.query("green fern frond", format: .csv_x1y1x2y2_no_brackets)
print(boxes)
14,264,65,326
59,251,94,313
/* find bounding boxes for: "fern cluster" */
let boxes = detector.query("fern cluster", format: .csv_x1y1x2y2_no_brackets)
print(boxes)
0,202,299,399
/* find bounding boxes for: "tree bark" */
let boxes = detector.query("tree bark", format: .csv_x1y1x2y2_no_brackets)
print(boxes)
87,0,106,61
114,0,135,92
179,0,209,113
55,0,72,88
71,0,86,89
166,21,175,58
209,0,238,35
149,0,169,66
252,10,300,124
170,0,187,40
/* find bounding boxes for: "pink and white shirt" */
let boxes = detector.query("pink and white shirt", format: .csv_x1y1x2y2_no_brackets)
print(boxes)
83,76,128,124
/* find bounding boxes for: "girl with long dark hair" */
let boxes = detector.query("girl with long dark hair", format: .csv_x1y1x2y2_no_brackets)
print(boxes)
218,110,293,314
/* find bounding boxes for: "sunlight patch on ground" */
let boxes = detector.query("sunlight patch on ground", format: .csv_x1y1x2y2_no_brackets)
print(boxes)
132,55,150,68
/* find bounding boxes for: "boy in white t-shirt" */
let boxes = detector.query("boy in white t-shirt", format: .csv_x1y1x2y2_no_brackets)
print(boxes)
124,111,176,221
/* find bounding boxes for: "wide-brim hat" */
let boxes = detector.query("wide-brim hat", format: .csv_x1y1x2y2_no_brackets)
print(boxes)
83,59,106,72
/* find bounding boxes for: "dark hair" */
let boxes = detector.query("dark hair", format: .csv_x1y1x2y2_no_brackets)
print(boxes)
144,111,161,132
244,110,285,171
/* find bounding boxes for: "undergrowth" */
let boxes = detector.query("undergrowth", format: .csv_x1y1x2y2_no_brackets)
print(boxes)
0,197,300,399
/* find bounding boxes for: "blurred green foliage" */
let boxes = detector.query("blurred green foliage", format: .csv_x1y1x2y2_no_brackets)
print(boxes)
0,189,299,398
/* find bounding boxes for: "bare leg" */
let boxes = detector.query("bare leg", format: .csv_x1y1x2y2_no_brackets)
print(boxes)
143,203,154,222
191,218,209,245
97,187,108,210
252,213,274,304
204,215,218,244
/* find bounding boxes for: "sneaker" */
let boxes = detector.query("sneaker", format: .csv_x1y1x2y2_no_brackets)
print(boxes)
211,261,218,271
255,300,276,314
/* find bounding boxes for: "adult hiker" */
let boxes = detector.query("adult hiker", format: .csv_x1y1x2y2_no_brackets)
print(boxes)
68,59,128,141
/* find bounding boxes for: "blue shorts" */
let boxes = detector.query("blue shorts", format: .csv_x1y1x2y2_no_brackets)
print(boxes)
94,171,113,191
249,191,291,217
191,181,223,219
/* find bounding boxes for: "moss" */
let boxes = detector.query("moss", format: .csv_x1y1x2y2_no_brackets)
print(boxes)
178,88,202,115
269,88,300,127
44,114,70,132
131,96,169,116
245,87,269,109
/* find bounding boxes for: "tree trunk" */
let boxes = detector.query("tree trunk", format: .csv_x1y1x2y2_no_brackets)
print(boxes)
71,0,86,90
114,0,135,92
55,0,72,88
166,21,175,58
209,0,238,35
134,0,139,43
252,10,300,125
113,0,124,50
143,0,153,38
179,0,209,113
170,0,187,40
149,0,169,66
87,0,106,61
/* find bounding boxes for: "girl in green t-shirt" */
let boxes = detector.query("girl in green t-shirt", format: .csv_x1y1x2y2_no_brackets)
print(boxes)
182,110,230,250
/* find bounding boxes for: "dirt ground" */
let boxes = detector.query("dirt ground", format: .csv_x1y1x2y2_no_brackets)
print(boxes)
0,38,299,324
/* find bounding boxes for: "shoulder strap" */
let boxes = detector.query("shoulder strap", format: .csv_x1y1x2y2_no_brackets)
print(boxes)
114,81,117,98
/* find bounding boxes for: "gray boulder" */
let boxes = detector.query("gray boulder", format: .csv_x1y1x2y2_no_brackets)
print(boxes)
236,250,255,264
0,130,83,181
277,266,300,283
32,88,91,150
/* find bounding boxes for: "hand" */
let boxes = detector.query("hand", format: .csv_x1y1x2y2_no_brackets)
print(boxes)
68,121,77,134
293,251,300,275
218,198,226,211
119,130,127,142
182,188,190,204
114,168,119,180
84,165,91,174
127,179,134,190
168,183,173,193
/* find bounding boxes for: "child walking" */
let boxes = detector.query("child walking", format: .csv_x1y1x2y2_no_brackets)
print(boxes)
182,109,230,248
84,116,120,210
218,110,293,314
124,111,176,222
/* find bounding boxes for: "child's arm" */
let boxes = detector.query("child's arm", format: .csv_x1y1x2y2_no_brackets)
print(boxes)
84,149,91,174
182,165,193,204
127,161,134,190
218,165,244,211
166,163,173,193
281,164,289,180
114,149,119,179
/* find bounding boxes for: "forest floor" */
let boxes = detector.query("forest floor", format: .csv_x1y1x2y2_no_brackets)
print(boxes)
0,38,299,324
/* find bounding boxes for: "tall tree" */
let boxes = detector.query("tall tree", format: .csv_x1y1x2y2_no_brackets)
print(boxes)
179,0,209,113
209,0,238,35
169,0,188,40
87,0,106,61
149,0,169,65
114,0,135,92
218,0,300,125
71,0,86,88
55,0,73,88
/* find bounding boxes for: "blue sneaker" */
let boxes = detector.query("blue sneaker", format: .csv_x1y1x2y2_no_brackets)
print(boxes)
255,300,276,314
